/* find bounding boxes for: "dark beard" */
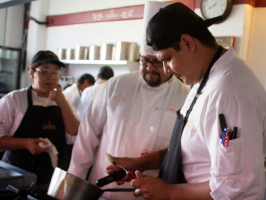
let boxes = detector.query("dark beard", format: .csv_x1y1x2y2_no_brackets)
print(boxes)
143,71,161,87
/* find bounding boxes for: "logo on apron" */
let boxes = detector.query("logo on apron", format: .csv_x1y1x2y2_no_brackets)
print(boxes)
42,121,56,130
186,117,196,133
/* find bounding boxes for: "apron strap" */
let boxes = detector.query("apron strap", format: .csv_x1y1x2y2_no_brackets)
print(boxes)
27,86,33,107
185,45,223,119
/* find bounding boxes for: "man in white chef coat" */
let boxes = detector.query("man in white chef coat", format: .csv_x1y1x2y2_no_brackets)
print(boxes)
68,2,189,200
107,2,266,200
77,66,114,119
63,73,95,110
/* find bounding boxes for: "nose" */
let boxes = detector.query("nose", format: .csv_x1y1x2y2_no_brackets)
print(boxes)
163,62,172,75
47,72,55,79
146,62,156,71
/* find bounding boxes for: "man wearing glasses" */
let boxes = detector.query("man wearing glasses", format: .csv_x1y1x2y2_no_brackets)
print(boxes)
0,50,80,184
68,2,189,200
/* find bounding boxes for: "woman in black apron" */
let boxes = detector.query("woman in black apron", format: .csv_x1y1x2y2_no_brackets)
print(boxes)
0,50,80,184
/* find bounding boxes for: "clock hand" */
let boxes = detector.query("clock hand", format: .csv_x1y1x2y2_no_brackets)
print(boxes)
209,3,217,9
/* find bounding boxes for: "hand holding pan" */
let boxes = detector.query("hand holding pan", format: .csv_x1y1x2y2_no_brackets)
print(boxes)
48,168,135,200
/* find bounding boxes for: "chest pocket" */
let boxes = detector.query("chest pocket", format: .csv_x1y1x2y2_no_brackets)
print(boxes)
217,137,246,176
158,111,177,139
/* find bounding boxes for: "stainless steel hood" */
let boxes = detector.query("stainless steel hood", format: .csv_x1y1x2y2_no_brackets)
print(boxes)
0,0,37,9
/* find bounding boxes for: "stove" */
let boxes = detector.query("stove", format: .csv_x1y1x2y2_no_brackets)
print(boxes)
0,161,58,199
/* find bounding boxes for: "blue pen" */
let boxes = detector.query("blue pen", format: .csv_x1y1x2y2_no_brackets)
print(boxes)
221,129,227,144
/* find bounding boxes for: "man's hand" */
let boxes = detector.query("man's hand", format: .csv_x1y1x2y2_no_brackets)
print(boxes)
106,155,140,185
132,171,172,200
25,138,48,155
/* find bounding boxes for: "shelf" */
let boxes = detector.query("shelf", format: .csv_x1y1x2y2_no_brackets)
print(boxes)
62,60,137,65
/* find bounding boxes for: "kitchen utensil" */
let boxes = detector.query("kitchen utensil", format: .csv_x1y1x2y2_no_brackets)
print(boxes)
66,48,75,60
100,43,113,60
89,45,100,60
0,120,5,124
115,41,131,61
57,48,67,60
75,46,89,60
95,170,126,187
105,152,136,179
47,168,135,200
128,43,140,61
111,45,116,60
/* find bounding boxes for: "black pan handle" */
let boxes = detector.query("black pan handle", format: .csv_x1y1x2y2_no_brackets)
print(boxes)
95,170,127,187
103,188,135,192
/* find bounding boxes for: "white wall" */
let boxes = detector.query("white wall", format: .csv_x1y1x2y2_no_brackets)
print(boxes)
245,7,266,88
0,5,24,47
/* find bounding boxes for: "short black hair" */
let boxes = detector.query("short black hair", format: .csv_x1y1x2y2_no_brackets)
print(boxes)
78,74,95,85
153,27,217,52
98,66,114,80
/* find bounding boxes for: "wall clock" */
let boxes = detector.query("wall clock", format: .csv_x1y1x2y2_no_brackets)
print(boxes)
200,0,233,24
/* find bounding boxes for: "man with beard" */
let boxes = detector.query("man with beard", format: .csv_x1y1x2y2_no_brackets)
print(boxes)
68,2,189,200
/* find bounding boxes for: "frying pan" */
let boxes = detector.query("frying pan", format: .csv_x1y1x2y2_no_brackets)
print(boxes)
47,168,135,200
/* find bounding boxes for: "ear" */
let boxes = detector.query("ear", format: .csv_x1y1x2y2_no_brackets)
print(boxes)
180,34,196,52
28,68,34,79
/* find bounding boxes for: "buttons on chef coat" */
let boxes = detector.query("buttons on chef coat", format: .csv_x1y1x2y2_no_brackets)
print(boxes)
129,122,134,126
225,179,233,186
155,107,159,110
150,126,154,131
137,101,141,106
143,85,147,88
123,145,127,148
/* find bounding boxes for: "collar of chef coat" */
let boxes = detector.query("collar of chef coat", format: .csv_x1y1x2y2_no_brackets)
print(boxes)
193,46,235,91
140,73,175,90
30,87,57,107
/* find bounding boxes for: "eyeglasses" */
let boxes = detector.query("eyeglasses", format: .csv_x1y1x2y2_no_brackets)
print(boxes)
33,68,61,76
139,57,163,68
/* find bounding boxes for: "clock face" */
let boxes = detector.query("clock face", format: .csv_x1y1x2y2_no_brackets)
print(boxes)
201,0,228,19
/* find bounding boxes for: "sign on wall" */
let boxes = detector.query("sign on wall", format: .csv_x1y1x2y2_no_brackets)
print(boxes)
46,0,195,27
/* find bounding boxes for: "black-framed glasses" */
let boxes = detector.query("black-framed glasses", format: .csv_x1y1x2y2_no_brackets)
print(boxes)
139,56,163,68
33,68,61,76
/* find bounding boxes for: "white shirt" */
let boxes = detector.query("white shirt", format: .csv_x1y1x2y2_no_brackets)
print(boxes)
0,87,78,144
77,81,107,119
180,47,266,200
63,83,81,110
68,71,190,200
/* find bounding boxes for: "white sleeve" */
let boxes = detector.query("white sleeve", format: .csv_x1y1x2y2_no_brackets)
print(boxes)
68,83,109,179
205,98,266,199
0,94,16,138
77,88,93,120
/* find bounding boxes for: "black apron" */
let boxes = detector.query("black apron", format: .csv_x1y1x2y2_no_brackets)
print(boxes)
2,86,68,184
158,46,224,184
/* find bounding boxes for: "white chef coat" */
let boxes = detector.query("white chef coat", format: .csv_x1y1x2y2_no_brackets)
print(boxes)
180,47,266,199
63,83,81,110
77,81,107,119
0,87,78,144
68,71,190,200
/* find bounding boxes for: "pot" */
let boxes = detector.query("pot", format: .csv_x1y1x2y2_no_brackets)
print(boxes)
47,168,135,200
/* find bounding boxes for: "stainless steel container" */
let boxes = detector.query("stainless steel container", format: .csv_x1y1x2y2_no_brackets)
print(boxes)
100,43,113,60
58,48,67,60
75,46,89,60
111,45,116,60
66,48,75,60
89,45,100,60
128,43,140,61
115,41,132,61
